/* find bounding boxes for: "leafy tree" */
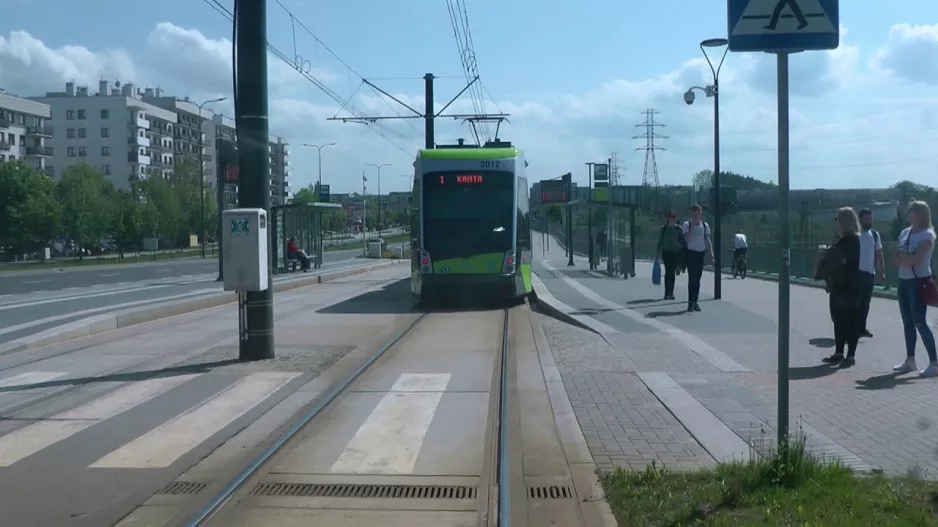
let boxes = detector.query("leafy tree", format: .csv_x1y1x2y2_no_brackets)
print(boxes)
108,186,142,256
57,164,114,256
0,160,61,258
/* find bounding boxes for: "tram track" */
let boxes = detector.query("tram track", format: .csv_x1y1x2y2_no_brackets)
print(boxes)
154,305,523,527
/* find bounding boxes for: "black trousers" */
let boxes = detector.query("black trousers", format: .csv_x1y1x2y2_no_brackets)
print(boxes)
857,272,875,333
685,250,705,304
661,250,679,297
830,289,859,357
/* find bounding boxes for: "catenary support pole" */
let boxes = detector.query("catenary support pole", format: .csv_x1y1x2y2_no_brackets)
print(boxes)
424,73,434,149
235,0,274,361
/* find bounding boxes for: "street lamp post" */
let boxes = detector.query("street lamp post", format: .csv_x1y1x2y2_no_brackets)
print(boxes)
197,97,227,259
683,37,728,300
367,163,390,235
302,142,336,258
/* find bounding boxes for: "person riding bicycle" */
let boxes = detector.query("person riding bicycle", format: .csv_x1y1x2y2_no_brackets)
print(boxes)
733,229,748,273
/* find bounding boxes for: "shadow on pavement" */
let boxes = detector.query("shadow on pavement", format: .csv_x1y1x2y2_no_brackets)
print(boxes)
809,337,836,348
317,278,415,315
0,358,241,396
645,310,688,319
627,298,660,305
789,364,839,380
855,372,921,391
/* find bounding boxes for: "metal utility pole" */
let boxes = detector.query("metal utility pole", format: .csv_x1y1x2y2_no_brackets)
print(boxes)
302,142,337,193
327,74,509,150
700,38,729,299
563,172,574,267
776,50,792,453
584,162,595,270
303,142,336,253
197,97,226,259
361,170,368,255
367,163,390,235
234,0,274,361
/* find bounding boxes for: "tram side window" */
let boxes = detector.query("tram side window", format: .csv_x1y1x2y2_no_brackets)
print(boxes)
518,177,531,250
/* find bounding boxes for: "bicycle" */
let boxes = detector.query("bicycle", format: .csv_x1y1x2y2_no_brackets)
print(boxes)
731,249,747,279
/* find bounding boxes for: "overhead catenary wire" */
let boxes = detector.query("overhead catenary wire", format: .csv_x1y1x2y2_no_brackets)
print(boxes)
202,0,420,156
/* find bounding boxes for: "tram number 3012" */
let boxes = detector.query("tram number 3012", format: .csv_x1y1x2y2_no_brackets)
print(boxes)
480,160,500,169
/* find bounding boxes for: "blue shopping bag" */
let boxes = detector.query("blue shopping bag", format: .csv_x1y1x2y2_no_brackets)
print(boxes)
652,259,661,286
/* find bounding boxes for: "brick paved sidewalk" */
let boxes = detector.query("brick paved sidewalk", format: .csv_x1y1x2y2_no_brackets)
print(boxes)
533,233,938,478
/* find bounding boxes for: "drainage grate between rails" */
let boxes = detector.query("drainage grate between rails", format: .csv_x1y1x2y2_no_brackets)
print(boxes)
250,482,478,500
157,481,208,495
528,485,574,500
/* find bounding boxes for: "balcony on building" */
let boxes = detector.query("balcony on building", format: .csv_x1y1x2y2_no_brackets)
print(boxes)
26,125,54,138
0,116,10,129
129,152,151,165
129,134,151,149
147,136,167,151
26,146,53,157
0,141,11,152
130,113,150,130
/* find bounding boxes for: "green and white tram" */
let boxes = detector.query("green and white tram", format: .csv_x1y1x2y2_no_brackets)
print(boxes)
410,144,533,304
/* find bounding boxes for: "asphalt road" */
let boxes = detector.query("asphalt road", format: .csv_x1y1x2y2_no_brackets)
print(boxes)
0,250,377,346
0,248,365,295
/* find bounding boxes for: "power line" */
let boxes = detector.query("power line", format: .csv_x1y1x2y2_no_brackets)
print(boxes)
201,0,420,155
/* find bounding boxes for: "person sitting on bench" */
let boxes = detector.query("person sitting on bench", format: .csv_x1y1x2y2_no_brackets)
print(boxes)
287,237,311,272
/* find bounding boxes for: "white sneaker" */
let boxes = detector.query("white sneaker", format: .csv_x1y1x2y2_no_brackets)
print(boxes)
894,358,917,373
919,362,938,378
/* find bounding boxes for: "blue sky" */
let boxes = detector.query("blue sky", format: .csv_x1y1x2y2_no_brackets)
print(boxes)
2,0,937,194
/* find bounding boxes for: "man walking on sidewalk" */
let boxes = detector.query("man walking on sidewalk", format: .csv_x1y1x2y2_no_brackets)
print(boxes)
682,204,714,312
857,208,886,337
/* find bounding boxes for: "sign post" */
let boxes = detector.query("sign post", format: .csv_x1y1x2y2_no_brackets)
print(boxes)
727,0,839,452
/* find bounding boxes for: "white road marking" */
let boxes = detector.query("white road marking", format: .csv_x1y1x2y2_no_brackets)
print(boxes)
0,371,69,388
0,285,170,311
0,374,200,466
0,288,219,338
99,273,120,277
90,372,301,468
330,373,451,475
21,279,50,284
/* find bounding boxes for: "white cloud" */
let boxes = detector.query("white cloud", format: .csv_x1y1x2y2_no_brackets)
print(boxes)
0,22,934,194
873,23,938,85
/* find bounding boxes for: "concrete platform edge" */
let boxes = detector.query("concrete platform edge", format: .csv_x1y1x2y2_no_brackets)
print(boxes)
0,261,401,356
526,301,618,527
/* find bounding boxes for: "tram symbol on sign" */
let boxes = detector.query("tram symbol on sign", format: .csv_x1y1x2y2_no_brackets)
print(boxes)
230,218,250,236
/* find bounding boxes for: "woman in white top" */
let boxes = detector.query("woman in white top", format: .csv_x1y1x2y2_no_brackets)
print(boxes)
892,200,937,377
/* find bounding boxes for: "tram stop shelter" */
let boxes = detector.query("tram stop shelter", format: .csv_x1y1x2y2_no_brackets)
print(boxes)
271,202,342,274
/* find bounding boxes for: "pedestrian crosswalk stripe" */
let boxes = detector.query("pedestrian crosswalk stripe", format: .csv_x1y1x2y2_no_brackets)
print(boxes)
90,372,301,469
0,374,202,467
0,371,68,388
330,373,450,475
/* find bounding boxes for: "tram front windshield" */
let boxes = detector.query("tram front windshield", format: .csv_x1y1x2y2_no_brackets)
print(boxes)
422,171,514,262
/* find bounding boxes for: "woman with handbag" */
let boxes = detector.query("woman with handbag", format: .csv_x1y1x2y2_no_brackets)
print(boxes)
892,200,938,377
821,208,862,366
656,211,683,300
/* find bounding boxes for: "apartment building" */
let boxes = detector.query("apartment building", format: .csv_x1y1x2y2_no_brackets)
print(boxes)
0,92,53,173
144,94,227,189
32,82,176,188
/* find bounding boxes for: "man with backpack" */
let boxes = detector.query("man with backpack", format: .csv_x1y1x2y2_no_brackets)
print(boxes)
857,208,886,337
